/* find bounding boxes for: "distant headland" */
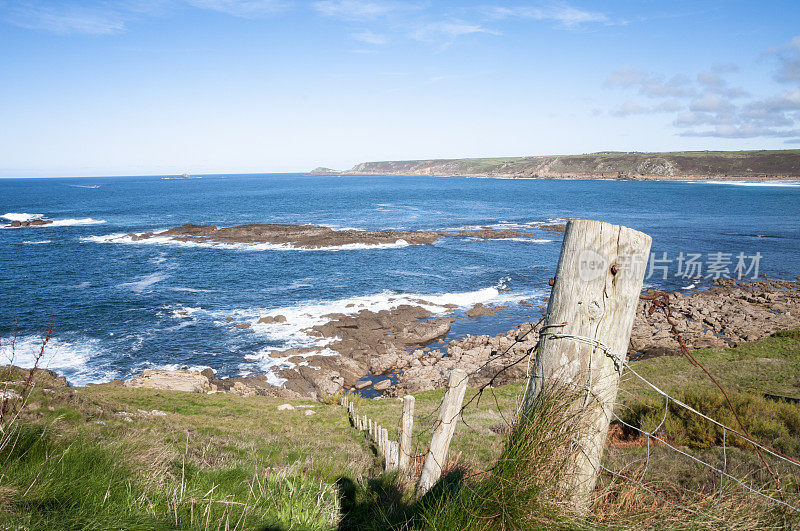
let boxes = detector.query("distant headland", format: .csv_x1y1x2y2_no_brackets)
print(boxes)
310,149,800,181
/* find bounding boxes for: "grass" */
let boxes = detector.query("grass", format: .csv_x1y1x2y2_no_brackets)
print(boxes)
2,330,800,528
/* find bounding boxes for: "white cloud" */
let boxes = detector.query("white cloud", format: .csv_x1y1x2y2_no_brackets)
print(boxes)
609,57,800,139
410,20,493,43
482,4,609,28
606,66,696,98
5,3,129,35
768,36,800,84
312,0,410,20
679,125,800,139
611,99,682,117
352,30,388,45
689,95,735,113
185,0,286,17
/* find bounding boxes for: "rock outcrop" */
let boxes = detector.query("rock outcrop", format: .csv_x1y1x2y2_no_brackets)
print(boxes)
124,223,543,249
125,369,213,393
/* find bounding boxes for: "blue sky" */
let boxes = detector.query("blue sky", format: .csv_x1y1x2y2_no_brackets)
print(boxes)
1,1,799,177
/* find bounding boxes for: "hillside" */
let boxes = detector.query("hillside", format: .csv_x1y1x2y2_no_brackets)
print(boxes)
3,332,800,528
312,150,800,181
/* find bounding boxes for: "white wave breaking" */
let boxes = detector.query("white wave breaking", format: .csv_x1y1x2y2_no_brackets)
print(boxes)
2,212,42,222
83,232,412,251
119,272,170,293
170,283,543,381
3,213,106,228
0,335,117,386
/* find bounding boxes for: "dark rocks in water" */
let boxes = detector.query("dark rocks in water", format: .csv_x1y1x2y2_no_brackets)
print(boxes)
465,303,508,318
372,379,391,392
258,315,287,324
126,222,541,249
539,223,567,232
6,219,54,228
235,323,251,329
113,279,800,401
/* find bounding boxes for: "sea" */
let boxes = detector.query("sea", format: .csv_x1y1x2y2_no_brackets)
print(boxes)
1,174,799,386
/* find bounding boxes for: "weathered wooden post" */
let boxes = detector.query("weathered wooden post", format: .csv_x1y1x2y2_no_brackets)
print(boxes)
386,441,398,471
399,395,415,471
368,418,372,435
417,369,469,495
381,428,388,459
520,219,651,514
377,425,384,454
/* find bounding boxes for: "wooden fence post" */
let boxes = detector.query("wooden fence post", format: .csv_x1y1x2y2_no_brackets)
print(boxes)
381,428,388,459
386,441,398,471
520,219,651,514
417,369,469,495
399,395,415,472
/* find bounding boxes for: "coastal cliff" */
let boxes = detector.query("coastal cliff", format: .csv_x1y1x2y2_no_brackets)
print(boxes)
312,149,800,181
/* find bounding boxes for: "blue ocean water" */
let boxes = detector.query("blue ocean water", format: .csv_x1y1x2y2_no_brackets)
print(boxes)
1,174,799,385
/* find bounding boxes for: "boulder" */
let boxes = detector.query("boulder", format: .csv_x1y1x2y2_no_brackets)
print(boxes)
125,370,212,393
354,379,371,390
398,317,454,345
373,379,391,392
258,315,287,324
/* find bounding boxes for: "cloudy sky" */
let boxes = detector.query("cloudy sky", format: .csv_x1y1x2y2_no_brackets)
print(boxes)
1,0,799,177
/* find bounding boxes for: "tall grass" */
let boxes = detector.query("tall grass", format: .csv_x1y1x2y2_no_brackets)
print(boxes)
1,424,340,529
416,382,586,529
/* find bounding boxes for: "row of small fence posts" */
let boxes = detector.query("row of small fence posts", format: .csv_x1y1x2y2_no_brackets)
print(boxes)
340,368,469,495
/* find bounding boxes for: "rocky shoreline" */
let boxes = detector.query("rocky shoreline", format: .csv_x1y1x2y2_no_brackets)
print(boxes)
114,278,800,400
124,223,555,249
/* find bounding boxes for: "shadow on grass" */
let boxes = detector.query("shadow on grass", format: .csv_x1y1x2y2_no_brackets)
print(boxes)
336,470,465,531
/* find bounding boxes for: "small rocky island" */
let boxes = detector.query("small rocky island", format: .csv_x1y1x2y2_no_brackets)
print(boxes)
4,218,54,228
126,222,554,248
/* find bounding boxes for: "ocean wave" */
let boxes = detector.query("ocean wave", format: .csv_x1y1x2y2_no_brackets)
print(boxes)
119,272,169,293
177,285,544,356
21,240,52,245
2,212,43,222
83,233,412,251
0,335,117,386
239,346,340,385
3,214,106,228
47,218,107,227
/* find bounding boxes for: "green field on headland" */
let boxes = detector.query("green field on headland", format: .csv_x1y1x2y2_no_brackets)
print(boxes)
2,331,800,528
312,149,800,181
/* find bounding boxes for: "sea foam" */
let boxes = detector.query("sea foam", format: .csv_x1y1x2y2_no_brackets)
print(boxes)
83,232,412,251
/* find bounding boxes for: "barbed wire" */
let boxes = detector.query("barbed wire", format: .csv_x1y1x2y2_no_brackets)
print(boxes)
339,283,800,521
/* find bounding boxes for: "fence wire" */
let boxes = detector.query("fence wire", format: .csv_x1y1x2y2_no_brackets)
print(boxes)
338,284,800,523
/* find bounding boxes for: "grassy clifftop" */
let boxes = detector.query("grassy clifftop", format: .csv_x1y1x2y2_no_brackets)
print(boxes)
317,150,800,180
2,332,800,528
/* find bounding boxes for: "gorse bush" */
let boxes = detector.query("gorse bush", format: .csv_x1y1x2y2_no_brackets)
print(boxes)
618,388,800,456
